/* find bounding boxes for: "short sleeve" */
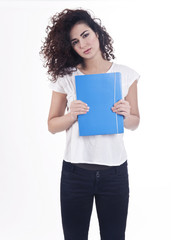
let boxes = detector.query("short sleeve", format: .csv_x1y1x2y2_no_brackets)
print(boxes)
118,64,140,98
48,76,66,94
126,66,140,88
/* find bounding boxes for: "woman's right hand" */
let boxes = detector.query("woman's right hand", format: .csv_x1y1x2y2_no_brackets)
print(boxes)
69,100,90,121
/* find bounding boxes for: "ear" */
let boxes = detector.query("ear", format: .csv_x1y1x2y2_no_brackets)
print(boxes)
96,32,99,38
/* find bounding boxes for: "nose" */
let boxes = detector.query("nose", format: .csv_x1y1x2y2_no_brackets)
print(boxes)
79,39,86,49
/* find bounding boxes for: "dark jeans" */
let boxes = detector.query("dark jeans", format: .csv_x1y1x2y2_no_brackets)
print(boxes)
60,160,129,240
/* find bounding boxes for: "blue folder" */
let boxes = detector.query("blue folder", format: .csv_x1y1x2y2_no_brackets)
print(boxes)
75,72,124,136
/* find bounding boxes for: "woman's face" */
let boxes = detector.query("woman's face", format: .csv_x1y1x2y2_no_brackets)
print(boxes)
70,22,101,59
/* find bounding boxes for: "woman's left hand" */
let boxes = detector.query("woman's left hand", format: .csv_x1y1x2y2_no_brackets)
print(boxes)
111,99,131,118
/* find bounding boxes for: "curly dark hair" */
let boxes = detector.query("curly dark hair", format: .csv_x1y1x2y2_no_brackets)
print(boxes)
39,8,115,82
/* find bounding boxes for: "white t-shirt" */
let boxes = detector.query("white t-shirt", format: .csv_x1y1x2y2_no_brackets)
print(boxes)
49,62,140,166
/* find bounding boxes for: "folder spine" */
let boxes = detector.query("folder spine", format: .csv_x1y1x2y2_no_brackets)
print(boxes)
114,73,119,134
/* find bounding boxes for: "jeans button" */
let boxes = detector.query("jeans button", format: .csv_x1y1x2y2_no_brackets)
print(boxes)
96,171,100,178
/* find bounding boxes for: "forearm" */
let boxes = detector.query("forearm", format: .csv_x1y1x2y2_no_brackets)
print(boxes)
124,114,140,131
48,112,76,134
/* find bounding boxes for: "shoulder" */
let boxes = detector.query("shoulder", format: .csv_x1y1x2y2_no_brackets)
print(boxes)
113,63,140,98
56,67,78,83
113,63,140,82
113,63,139,74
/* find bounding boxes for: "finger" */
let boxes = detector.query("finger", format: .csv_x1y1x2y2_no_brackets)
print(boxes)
115,111,127,117
114,99,129,107
112,106,130,114
112,105,129,111
74,111,89,115
71,103,89,109
116,105,130,111
75,100,88,106
114,99,124,105
114,102,129,109
71,105,90,112
117,108,130,114
113,107,129,116
72,105,90,112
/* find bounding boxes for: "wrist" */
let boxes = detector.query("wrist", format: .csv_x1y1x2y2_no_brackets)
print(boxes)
68,112,77,123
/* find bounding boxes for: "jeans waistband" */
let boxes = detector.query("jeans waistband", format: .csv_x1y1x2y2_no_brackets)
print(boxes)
62,160,128,177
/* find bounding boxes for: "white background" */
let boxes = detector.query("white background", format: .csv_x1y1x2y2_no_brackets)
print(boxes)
0,0,171,239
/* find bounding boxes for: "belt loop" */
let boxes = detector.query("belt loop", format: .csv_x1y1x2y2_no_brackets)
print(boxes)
96,171,100,178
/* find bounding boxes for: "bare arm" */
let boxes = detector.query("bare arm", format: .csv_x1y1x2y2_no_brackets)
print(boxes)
124,80,140,130
47,91,75,134
48,91,89,134
111,80,140,130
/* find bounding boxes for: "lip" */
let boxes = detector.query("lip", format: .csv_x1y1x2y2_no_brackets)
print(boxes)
83,48,91,54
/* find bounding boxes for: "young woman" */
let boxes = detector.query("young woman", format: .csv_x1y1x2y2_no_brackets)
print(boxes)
40,8,140,240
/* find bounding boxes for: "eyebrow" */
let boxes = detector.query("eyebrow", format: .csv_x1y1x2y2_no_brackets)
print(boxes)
70,30,88,43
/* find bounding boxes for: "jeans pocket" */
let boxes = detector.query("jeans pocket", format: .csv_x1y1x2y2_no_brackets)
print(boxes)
61,169,74,180
60,170,75,196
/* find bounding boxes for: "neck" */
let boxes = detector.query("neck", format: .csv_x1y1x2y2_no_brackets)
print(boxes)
82,52,108,72
80,60,112,75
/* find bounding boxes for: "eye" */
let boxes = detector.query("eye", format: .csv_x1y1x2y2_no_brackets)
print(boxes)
83,33,89,38
72,40,78,46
